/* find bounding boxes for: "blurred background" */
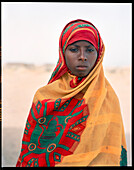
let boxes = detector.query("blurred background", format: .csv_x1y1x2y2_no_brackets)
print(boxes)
2,2,132,166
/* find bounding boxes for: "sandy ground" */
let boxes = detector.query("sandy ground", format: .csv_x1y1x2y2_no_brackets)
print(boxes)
2,63,131,166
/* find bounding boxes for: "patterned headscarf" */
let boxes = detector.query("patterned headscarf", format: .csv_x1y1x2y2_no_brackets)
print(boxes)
48,19,104,85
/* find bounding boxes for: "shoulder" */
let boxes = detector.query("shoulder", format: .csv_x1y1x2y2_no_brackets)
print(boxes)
104,78,121,113
32,85,48,104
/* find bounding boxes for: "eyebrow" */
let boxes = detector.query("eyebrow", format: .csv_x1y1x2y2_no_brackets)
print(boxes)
71,44,93,48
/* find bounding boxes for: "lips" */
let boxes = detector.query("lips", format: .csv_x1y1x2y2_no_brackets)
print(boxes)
76,65,88,70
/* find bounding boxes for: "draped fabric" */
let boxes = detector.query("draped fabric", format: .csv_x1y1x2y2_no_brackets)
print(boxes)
16,19,127,167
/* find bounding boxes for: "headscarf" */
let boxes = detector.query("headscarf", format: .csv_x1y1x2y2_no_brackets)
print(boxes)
48,19,103,85
16,19,127,167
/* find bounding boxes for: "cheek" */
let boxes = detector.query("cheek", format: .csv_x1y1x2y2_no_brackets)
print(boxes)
88,53,98,65
65,58,75,72
64,52,75,69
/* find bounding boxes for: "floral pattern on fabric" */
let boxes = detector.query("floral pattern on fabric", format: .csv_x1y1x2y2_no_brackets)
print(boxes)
16,97,89,167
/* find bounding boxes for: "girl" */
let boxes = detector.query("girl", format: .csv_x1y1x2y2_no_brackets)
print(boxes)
16,19,127,167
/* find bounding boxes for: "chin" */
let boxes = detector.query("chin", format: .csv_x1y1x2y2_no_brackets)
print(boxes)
77,73,88,78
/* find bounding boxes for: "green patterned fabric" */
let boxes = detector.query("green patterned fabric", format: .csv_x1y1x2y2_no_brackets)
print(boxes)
120,145,127,166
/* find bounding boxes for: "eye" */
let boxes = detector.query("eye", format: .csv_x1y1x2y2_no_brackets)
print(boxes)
86,48,94,52
69,48,78,53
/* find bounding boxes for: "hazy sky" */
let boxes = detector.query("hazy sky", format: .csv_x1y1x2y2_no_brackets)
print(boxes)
2,2,132,67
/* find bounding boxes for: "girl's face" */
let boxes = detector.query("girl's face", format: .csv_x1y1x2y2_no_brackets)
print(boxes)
64,40,98,77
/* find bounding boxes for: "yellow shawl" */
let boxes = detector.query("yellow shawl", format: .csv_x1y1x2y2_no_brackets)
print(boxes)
34,49,127,166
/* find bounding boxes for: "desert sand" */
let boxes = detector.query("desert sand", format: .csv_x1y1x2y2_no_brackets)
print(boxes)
2,63,131,166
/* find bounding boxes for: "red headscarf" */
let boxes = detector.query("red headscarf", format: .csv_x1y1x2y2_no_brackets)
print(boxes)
64,29,98,52
48,19,104,84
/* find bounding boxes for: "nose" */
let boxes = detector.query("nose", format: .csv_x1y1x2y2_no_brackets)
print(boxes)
78,49,87,61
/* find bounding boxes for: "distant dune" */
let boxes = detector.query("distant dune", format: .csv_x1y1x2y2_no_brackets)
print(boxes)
2,63,131,166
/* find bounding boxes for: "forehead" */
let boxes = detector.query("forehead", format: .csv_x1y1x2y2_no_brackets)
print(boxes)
68,40,94,47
